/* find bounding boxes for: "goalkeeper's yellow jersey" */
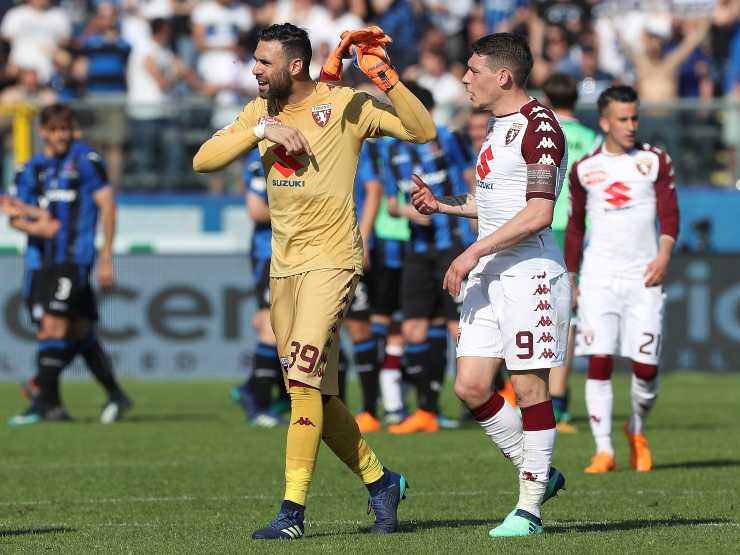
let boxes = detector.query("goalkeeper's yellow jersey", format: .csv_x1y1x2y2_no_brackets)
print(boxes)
196,82,435,277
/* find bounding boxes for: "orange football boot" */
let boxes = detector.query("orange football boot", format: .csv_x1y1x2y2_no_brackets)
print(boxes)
556,420,578,434
387,409,439,434
355,411,381,433
498,380,518,408
625,421,653,472
584,452,616,473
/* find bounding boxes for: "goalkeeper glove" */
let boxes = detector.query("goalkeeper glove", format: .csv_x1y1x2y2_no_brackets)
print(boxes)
320,26,390,82
352,41,399,93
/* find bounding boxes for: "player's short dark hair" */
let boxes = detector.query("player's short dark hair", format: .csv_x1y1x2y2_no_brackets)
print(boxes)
597,85,639,115
258,23,312,69
404,81,435,111
471,33,533,87
543,73,578,110
40,104,76,128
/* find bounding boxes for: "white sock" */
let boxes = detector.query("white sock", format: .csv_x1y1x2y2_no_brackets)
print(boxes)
380,344,404,414
517,428,556,519
629,375,659,434
476,397,524,468
586,378,613,455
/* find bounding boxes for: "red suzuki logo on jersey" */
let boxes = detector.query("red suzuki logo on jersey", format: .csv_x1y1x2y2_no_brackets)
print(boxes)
272,145,305,177
476,145,494,180
604,181,632,208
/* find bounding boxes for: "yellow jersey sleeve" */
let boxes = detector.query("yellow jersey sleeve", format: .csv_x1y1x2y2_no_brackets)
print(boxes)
347,81,436,144
193,99,266,173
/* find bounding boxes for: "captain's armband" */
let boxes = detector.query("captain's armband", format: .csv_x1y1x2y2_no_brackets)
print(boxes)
526,164,558,201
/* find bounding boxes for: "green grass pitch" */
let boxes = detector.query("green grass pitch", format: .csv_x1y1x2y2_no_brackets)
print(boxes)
1,372,739,553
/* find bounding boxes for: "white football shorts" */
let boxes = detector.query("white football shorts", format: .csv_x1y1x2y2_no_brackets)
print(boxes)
457,270,571,370
574,274,665,365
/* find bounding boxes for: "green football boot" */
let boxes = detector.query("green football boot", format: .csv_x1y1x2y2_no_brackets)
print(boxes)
490,509,543,538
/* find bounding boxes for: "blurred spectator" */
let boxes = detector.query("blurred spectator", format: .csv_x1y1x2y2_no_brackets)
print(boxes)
192,0,253,127
724,24,740,180
531,23,580,85
368,0,420,71
48,49,80,100
270,0,332,59
409,48,465,125
127,17,202,188
480,0,529,34
419,0,473,62
533,0,593,40
0,0,71,84
576,41,614,105
74,2,132,188
711,0,740,81
0,66,57,105
314,0,364,80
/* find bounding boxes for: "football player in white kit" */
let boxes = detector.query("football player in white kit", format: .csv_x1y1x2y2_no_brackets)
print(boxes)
411,33,571,538
565,86,679,474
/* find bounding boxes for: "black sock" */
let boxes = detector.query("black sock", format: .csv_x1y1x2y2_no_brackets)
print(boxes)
354,338,379,416
37,339,76,408
338,348,349,402
427,325,448,414
250,342,280,412
78,334,121,397
404,341,435,412
370,322,389,365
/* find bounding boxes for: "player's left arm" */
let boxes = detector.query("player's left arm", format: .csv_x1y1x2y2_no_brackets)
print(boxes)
645,150,680,287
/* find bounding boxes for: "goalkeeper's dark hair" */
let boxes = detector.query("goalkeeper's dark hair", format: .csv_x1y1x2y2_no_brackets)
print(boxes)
404,81,435,111
258,23,312,72
472,33,533,88
597,85,639,115
543,73,578,110
40,103,76,128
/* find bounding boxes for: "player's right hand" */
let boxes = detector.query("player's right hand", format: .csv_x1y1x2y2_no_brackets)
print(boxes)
264,125,313,157
410,174,439,215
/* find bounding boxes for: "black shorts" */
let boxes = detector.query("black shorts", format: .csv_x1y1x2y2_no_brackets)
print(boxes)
26,263,98,324
366,241,402,317
346,274,371,321
401,246,464,321
252,256,271,310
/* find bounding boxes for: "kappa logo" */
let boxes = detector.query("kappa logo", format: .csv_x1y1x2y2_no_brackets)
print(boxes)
522,471,538,482
476,145,494,180
530,105,546,113
533,284,550,295
293,417,317,427
505,123,523,145
536,316,554,327
537,154,556,165
539,348,556,359
311,103,332,127
537,137,557,149
537,332,555,343
590,414,601,424
535,121,554,133
534,300,553,311
534,112,551,120
604,181,632,208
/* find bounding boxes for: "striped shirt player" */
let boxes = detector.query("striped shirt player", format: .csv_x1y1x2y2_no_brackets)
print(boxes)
244,148,272,311
384,125,476,322
16,140,109,323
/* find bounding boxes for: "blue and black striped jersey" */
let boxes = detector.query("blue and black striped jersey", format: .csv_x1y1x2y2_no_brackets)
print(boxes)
383,126,477,253
15,140,109,268
243,149,272,262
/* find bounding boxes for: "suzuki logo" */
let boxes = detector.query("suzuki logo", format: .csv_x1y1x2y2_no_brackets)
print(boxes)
604,181,632,208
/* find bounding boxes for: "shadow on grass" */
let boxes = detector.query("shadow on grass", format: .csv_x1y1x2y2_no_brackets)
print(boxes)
548,517,734,534
652,459,740,471
0,526,75,538
306,516,736,539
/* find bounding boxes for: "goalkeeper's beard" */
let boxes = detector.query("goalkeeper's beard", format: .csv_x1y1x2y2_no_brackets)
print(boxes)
261,69,293,102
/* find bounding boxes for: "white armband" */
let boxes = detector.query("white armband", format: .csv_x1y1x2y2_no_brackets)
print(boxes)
254,122,267,139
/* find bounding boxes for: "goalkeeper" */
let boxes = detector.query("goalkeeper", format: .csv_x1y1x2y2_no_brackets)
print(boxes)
193,23,435,540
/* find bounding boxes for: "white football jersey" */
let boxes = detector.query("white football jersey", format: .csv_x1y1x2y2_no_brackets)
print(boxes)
565,143,679,279
473,99,568,276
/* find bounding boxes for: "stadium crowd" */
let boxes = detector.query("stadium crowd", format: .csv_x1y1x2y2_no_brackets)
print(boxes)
0,0,738,191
